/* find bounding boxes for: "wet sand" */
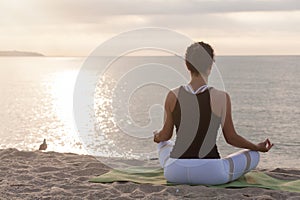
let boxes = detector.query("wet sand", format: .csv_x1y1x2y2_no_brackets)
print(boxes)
0,148,299,200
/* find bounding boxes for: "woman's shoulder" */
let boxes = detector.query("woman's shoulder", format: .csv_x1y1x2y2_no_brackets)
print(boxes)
209,87,228,99
209,87,229,117
165,87,182,112
168,86,182,98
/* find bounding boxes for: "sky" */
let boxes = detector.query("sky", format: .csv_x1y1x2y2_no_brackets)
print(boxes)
0,0,299,56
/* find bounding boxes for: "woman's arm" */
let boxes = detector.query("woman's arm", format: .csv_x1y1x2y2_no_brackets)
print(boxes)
153,91,176,143
222,93,273,152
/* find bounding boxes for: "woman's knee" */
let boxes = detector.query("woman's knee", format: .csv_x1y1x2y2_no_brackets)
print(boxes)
157,141,174,168
248,150,260,169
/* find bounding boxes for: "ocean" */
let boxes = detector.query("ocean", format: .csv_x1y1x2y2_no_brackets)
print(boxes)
0,56,299,169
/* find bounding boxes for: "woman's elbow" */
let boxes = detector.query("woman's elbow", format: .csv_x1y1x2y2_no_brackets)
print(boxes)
224,136,234,145
223,131,238,146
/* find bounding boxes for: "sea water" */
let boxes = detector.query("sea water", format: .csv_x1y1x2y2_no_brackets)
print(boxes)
0,56,299,169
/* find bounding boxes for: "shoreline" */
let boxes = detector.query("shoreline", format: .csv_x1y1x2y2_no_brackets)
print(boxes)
0,148,299,199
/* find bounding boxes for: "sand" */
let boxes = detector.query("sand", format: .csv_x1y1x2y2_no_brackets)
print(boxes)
0,148,299,200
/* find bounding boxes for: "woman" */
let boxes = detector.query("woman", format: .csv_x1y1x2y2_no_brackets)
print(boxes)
153,42,273,185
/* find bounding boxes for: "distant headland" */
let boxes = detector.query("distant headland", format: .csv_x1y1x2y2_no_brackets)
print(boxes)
0,50,45,57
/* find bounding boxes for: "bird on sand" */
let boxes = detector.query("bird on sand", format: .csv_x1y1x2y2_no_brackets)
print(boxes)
39,139,47,150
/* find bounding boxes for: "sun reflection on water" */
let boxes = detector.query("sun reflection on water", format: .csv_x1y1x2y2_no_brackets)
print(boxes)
47,69,86,154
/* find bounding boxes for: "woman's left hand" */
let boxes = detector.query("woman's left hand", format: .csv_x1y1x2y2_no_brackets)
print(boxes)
153,130,160,143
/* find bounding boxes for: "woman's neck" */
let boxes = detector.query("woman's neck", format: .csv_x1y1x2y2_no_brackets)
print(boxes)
189,73,208,90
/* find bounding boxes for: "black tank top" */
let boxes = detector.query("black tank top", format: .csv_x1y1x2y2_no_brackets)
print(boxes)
170,86,221,159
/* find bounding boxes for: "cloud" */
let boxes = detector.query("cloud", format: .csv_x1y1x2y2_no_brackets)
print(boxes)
0,0,299,55
1,0,300,25
42,0,300,17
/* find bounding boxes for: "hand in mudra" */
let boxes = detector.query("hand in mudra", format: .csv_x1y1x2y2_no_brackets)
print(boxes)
256,138,274,152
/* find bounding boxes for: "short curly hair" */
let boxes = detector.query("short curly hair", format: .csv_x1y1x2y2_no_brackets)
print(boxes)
185,42,215,75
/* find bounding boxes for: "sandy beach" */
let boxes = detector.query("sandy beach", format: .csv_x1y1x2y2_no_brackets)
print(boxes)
0,148,299,200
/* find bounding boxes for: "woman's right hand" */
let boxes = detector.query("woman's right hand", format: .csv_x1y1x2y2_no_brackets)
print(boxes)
256,138,274,152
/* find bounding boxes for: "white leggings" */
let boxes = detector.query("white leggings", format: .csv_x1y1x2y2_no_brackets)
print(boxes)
158,141,260,185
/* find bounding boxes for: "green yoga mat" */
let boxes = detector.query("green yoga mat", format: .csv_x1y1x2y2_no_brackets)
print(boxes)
90,167,300,193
